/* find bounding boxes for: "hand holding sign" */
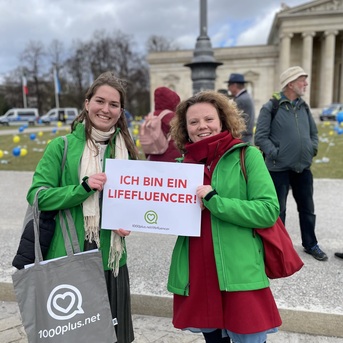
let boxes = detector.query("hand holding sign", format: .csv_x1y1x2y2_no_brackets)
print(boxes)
101,160,204,237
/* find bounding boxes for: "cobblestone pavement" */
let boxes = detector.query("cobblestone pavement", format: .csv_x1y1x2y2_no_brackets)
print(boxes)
1,301,343,343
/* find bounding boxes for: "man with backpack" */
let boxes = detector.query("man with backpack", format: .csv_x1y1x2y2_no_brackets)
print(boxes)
255,66,328,261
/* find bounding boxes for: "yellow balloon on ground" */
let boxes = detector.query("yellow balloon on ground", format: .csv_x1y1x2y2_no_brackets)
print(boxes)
20,148,28,156
0,150,3,158
136,139,141,147
324,121,330,126
133,128,139,135
57,121,63,127
38,131,43,137
329,131,334,136
13,135,20,143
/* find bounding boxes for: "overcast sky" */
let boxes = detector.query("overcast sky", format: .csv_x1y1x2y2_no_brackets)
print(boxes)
0,0,308,78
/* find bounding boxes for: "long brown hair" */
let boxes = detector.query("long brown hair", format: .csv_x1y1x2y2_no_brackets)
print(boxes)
170,90,246,153
72,71,138,160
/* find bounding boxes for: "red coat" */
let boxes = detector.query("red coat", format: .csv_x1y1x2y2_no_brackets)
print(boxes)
172,132,282,334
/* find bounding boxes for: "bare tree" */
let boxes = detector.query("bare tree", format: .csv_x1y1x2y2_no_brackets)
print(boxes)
2,29,151,116
20,41,46,113
65,40,91,108
86,30,150,116
48,39,64,69
2,68,24,109
146,35,179,52
46,39,65,109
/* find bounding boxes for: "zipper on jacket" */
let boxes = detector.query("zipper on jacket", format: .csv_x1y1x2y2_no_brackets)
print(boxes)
294,105,303,172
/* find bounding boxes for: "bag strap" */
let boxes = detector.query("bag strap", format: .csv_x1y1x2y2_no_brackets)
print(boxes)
59,136,80,254
33,187,48,263
59,210,80,255
32,136,80,263
61,136,68,171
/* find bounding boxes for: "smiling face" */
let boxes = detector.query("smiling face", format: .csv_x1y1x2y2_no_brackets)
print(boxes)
85,84,122,132
186,102,222,143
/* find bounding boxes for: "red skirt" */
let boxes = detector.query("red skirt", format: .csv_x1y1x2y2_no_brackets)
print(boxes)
172,210,281,335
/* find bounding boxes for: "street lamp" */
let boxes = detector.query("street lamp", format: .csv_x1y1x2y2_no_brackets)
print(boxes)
185,0,223,94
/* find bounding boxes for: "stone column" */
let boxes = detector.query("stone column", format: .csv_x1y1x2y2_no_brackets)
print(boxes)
302,31,315,105
279,33,294,75
319,30,338,107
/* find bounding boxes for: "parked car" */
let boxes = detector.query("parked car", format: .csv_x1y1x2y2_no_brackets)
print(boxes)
39,108,79,124
319,103,343,121
0,108,39,126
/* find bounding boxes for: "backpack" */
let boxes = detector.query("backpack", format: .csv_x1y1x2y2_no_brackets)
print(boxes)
12,136,68,269
259,98,311,159
269,97,310,122
139,109,171,155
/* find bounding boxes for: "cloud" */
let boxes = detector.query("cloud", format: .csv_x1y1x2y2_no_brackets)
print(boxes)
0,0,306,77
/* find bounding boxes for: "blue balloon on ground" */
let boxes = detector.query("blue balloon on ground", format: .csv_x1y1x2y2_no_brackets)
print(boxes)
337,112,343,124
52,128,57,134
12,147,21,157
29,133,36,140
18,126,25,133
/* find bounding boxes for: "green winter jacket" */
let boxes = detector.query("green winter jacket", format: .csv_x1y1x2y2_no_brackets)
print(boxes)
26,123,127,270
167,145,279,295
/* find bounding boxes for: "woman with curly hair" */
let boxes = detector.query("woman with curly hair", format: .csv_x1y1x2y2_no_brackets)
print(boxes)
168,91,281,343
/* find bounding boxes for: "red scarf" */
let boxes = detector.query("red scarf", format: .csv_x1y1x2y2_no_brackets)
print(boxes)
184,131,243,177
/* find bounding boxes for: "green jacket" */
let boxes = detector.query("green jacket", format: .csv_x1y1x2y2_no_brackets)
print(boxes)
167,145,279,295
27,123,127,270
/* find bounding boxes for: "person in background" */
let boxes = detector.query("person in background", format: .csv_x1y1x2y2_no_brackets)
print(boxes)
254,66,328,262
168,90,281,343
225,73,255,143
27,71,137,343
145,86,181,162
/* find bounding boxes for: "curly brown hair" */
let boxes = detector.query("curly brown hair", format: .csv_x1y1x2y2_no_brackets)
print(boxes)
71,71,138,160
170,90,246,153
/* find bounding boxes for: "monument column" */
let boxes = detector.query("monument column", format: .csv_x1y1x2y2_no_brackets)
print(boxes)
319,30,338,107
279,33,294,76
301,31,315,105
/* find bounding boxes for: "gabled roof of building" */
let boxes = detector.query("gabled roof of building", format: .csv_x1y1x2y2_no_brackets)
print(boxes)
268,0,343,44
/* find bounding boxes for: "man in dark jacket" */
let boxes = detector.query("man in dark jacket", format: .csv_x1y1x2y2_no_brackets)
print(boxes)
226,73,255,143
255,66,328,261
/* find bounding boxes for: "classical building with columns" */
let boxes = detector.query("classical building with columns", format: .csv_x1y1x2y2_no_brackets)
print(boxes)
147,0,343,114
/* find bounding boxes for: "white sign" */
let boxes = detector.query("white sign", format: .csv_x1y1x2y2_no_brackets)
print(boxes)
101,160,204,237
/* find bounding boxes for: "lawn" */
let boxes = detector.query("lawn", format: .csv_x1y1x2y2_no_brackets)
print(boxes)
0,121,342,179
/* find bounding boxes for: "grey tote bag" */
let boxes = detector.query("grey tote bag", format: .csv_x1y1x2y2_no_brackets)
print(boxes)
12,189,117,343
